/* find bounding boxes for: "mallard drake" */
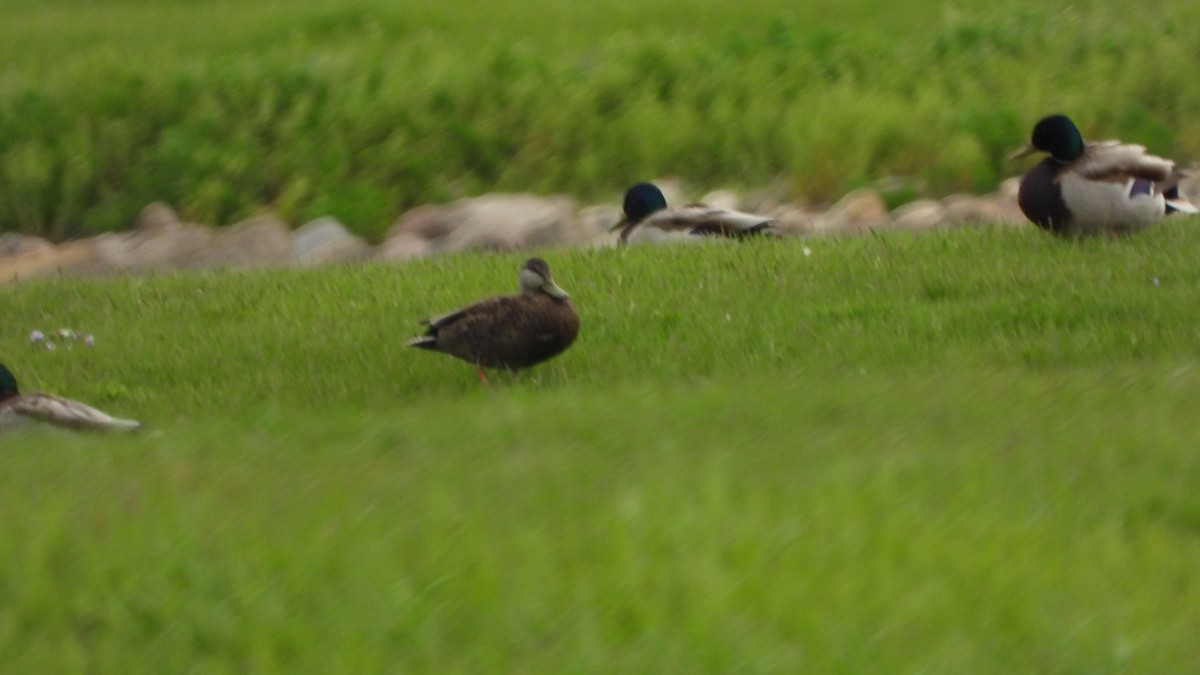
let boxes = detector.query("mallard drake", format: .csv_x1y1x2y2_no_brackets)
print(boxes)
0,362,140,432
1010,114,1198,235
612,182,775,245
407,257,580,383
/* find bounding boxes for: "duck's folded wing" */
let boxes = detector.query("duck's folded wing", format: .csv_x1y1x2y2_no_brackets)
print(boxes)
422,307,469,330
644,206,774,236
1075,142,1175,183
409,297,513,348
11,393,140,431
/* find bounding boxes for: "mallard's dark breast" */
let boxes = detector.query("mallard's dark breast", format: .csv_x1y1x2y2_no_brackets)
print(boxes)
1018,159,1072,234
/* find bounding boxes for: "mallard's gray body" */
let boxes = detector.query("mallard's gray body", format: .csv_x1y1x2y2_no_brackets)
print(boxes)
0,363,140,433
614,183,775,244
1014,115,1197,235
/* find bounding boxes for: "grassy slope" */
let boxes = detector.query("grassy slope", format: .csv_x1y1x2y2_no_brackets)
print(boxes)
4,0,1200,237
2,227,1200,671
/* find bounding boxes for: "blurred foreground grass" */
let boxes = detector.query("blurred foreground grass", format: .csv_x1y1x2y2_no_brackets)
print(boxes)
2,227,1200,670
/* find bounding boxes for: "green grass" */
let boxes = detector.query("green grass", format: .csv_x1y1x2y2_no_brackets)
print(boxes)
3,227,1200,671
4,0,1200,238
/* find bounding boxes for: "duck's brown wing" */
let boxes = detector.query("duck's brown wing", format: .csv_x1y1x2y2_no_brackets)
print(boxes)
1074,141,1175,184
409,292,498,343
419,295,578,369
10,393,140,431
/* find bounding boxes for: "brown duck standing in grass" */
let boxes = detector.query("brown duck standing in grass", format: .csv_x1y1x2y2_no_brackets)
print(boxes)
0,361,140,433
407,258,580,384
612,182,776,245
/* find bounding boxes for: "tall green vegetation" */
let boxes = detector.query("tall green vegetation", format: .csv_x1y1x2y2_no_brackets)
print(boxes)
4,0,1200,239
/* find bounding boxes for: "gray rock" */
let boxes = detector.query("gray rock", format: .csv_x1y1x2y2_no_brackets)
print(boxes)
0,224,203,280
434,194,579,252
188,215,294,269
995,178,1035,226
387,204,454,241
376,232,431,261
0,235,128,281
575,204,623,243
942,194,1023,226
812,189,889,234
84,234,138,273
701,189,740,211
99,201,218,272
293,217,370,265
123,221,214,271
135,202,181,233
0,232,53,258
999,177,1022,201
742,179,791,213
650,178,689,209
890,199,948,231
0,244,62,281
767,206,815,235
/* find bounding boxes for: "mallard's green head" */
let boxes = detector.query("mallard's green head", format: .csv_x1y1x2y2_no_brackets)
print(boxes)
612,182,669,231
0,363,19,401
519,257,569,300
1010,114,1085,162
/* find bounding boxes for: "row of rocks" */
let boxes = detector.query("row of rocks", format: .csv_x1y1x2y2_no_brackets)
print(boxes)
0,179,1028,282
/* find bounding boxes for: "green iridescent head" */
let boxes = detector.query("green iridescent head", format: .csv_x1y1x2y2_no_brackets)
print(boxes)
1010,114,1085,163
0,362,19,399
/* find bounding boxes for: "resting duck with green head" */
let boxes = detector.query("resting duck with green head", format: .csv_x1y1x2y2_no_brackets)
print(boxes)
1010,114,1198,235
0,361,140,432
611,182,776,245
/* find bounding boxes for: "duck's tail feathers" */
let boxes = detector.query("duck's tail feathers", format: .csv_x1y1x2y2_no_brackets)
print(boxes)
407,336,440,350
1163,172,1200,214
1165,198,1200,215
13,394,140,432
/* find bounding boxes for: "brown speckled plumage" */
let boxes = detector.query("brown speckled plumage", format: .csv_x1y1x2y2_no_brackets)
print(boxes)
408,258,580,378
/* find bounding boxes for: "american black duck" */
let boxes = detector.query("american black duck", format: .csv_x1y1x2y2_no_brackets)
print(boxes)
407,258,580,383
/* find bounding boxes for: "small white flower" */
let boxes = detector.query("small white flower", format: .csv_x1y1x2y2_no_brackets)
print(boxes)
1153,277,1161,286
58,328,74,340
803,247,812,257
83,335,95,347
45,341,56,351
29,330,44,342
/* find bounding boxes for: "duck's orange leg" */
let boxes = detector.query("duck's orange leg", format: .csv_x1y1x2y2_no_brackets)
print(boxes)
475,364,490,385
